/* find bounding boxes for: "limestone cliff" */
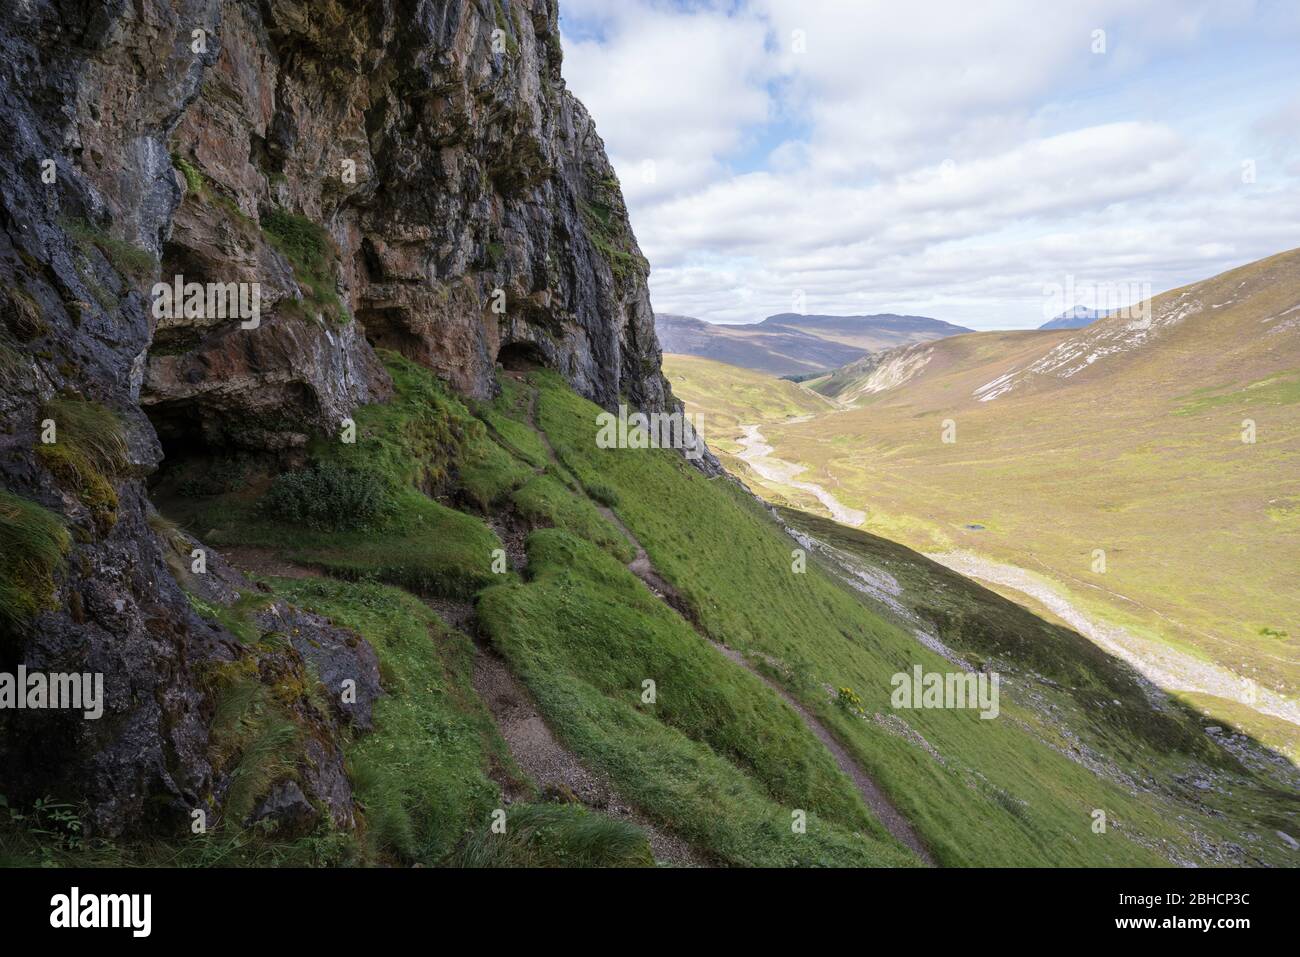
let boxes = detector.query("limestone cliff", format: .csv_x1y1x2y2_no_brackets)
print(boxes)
0,0,684,837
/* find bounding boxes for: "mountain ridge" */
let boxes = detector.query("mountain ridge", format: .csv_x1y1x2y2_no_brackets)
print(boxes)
656,310,971,376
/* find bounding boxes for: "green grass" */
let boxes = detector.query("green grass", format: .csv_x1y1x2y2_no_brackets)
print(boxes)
176,488,502,600
478,528,916,867
678,271,1300,759
35,396,128,530
663,354,837,454
136,339,1296,868
529,369,1290,866
61,217,157,282
579,199,644,286
261,208,350,324
511,474,635,562
163,354,514,598
204,658,303,826
1174,372,1300,415
473,377,549,468
171,152,205,193
450,802,653,867
269,577,507,864
0,490,70,636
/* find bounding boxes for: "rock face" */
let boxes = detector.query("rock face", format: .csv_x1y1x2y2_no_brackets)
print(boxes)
0,0,683,838
148,0,671,452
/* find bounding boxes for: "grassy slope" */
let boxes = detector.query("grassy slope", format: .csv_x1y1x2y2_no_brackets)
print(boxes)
781,506,1299,862
137,355,917,866
478,529,916,867
532,369,1297,866
662,354,838,454
20,345,1290,865
679,252,1300,759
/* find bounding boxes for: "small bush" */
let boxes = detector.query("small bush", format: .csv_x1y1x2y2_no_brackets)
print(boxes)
836,685,864,715
259,463,392,531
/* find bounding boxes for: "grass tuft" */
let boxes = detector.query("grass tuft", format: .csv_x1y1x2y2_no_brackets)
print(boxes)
0,490,70,635
450,803,654,868
36,397,128,529
261,209,350,324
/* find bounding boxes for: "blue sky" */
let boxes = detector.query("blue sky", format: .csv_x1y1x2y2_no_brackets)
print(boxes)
557,0,1300,329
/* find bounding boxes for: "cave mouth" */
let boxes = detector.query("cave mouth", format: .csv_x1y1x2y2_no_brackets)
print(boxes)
496,340,548,372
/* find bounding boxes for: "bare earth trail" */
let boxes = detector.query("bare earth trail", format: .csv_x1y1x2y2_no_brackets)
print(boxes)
734,424,867,527
518,379,934,865
928,551,1300,729
470,638,708,866
473,371,709,866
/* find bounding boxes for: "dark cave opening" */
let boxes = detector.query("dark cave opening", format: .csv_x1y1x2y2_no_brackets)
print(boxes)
496,339,549,372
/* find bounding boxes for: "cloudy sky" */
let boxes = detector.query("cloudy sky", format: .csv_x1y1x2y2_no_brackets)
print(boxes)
558,0,1300,329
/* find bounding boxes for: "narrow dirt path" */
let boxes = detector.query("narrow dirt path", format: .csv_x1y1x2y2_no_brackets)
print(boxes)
522,380,936,866
594,501,936,865
448,434,709,866
470,644,708,867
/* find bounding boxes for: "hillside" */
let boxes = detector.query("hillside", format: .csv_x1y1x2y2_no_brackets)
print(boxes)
655,311,970,377
761,313,973,351
809,330,1072,404
698,250,1300,762
0,0,688,855
655,314,867,376
662,354,839,454
8,354,1292,866
1,0,1295,872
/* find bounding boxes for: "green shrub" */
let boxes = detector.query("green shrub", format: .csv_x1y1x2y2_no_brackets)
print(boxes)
259,463,392,531
171,153,205,193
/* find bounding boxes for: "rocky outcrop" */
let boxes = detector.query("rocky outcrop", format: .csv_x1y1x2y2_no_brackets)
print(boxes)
149,0,672,452
0,0,687,839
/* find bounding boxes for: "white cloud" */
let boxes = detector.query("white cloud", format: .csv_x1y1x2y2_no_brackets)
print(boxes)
560,0,1300,329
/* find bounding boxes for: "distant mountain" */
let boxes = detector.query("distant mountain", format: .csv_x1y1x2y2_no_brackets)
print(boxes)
655,312,971,377
761,313,972,350
811,247,1300,408
1040,306,1106,330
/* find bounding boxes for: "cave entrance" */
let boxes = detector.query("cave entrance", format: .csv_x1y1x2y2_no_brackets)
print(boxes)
496,340,548,372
